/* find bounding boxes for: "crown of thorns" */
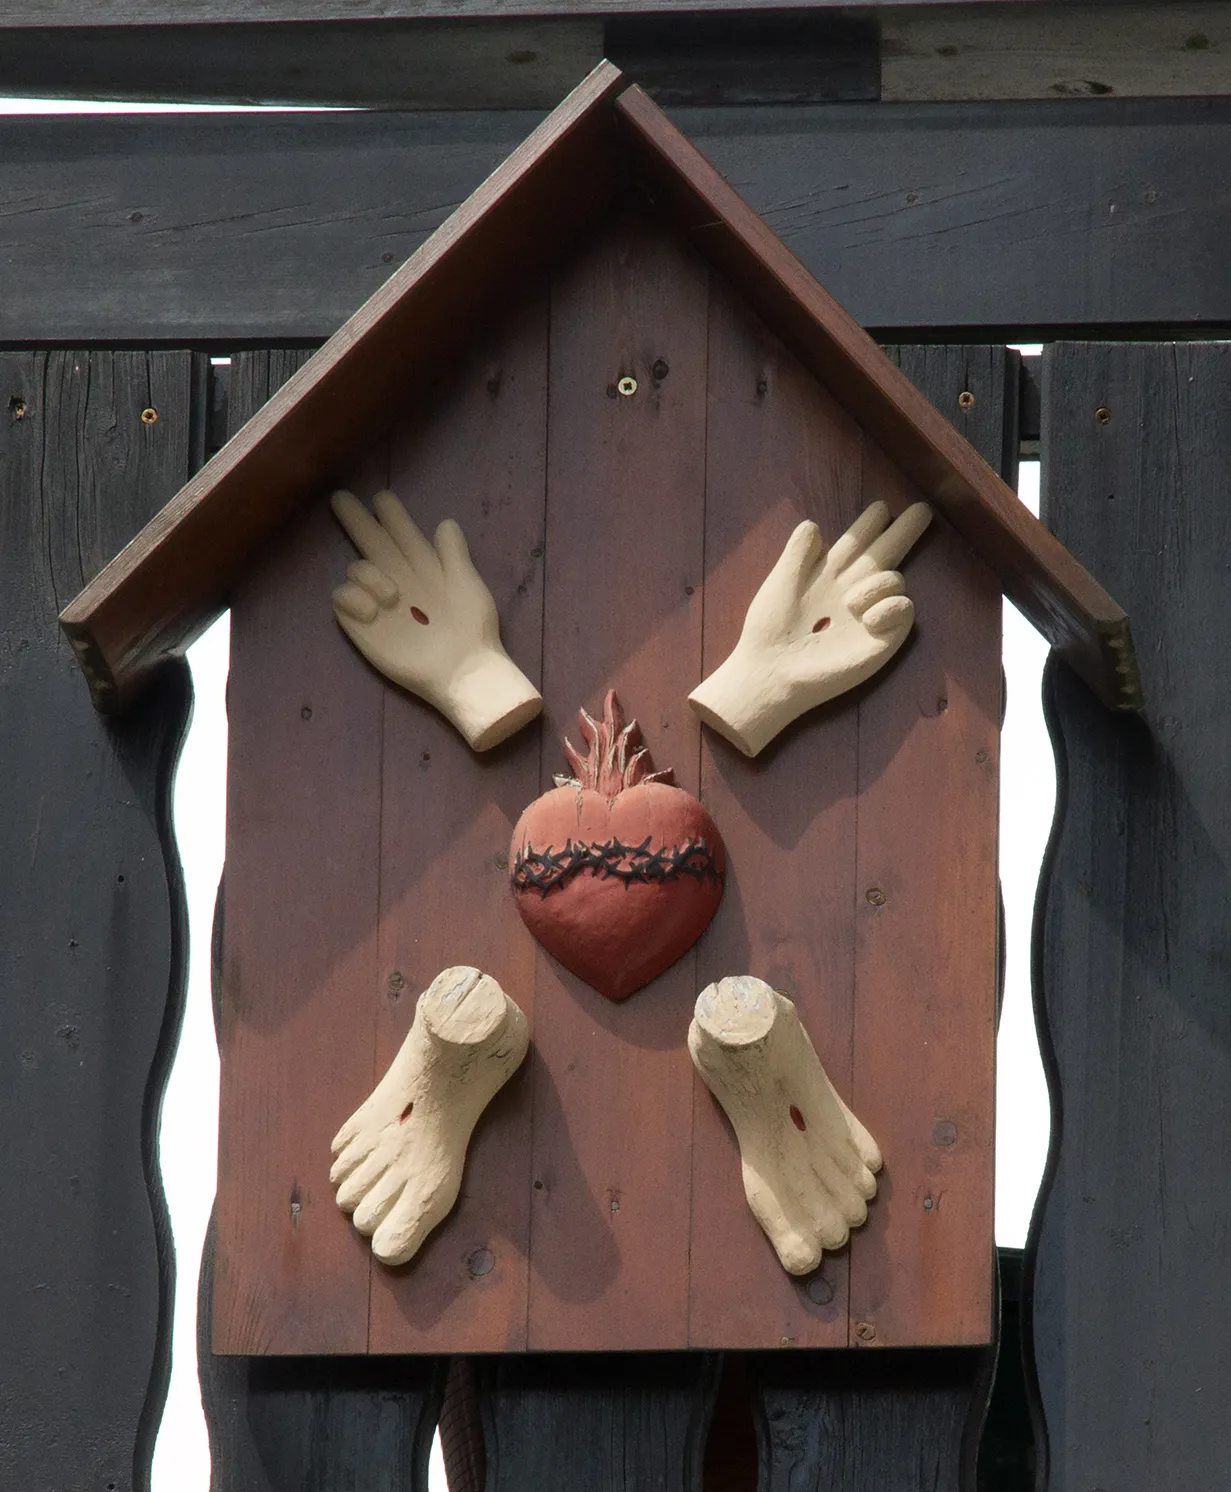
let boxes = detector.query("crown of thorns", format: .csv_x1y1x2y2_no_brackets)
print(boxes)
512,834,723,895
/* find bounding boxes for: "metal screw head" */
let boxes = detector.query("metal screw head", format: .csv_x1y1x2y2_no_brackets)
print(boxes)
975,747,989,764
923,1195,935,1212
958,390,975,410
388,970,406,995
866,887,887,907
141,407,159,425
855,1320,876,1342
1096,406,1112,425
467,1247,494,1278
617,376,638,397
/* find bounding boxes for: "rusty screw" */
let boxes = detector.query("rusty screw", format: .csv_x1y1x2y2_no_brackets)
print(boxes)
855,1320,876,1343
1095,407,1112,425
388,970,406,998
141,407,158,425
957,390,975,410
866,887,887,907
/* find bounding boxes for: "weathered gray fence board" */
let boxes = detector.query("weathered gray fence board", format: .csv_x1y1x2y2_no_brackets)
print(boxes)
194,349,444,1492
481,1354,718,1492
1031,341,1231,1488
0,350,203,1491
4,99,1231,342
0,0,1061,22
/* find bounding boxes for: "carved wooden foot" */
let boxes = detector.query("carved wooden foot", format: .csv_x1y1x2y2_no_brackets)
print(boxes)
688,976,881,1275
330,966,529,1266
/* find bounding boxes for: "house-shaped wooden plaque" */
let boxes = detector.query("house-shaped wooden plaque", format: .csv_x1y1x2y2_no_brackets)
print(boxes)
62,63,1138,1357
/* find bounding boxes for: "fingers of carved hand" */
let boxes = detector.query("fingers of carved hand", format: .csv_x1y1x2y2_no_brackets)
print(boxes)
862,594,915,639
332,581,379,624
373,489,440,577
842,569,905,619
824,499,931,579
331,489,407,576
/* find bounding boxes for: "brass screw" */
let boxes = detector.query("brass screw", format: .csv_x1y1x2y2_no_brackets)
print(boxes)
141,407,159,425
617,376,638,397
1095,407,1112,425
866,887,887,907
855,1320,876,1343
958,390,975,410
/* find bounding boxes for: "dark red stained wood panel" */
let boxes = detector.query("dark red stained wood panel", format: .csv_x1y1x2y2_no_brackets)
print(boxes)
847,443,1000,1347
526,211,709,1350
216,446,389,1354
370,294,549,1353
213,231,1001,1355
689,286,863,1348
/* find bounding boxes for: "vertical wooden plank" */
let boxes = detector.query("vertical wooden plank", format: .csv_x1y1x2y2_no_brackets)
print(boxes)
482,1353,718,1492
213,350,386,1353
689,286,863,1349
753,1348,988,1492
370,292,549,1353
1029,342,1231,1490
526,210,708,1349
847,348,1002,1349
0,350,202,1488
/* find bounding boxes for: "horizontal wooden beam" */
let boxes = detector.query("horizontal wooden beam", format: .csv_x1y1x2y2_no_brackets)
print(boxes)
4,97,1231,343
0,14,880,110
882,3,1231,102
0,0,1053,22
3,6,1229,108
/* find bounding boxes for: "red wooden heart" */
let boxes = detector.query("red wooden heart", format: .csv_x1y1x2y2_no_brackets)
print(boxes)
510,692,725,1001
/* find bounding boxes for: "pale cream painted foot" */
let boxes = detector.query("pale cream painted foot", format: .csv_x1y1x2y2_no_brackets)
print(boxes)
689,975,882,1276
330,966,529,1267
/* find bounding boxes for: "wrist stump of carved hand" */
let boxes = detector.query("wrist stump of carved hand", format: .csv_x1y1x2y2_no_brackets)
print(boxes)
689,976,882,1275
689,500,932,757
330,967,529,1267
331,489,542,751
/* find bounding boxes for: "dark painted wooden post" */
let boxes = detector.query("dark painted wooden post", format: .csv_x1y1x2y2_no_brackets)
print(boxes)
0,351,205,1490
1028,343,1231,1489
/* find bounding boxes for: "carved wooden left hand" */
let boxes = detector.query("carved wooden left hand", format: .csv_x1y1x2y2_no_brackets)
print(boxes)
331,488,542,750
689,500,932,756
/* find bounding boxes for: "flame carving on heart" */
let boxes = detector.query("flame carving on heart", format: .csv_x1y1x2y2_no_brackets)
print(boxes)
510,691,726,1001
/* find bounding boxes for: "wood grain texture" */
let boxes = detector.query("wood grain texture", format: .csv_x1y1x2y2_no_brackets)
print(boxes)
848,354,1002,1348
1029,342,1231,1489
481,1353,718,1492
369,292,549,1353
751,1348,989,1491
689,284,863,1349
883,4,1231,102
214,350,387,1354
8,98,1231,341
0,351,201,1489
201,1228,443,1492
0,0,1046,21
0,19,603,109
59,60,628,713
616,84,1136,713
527,209,709,1350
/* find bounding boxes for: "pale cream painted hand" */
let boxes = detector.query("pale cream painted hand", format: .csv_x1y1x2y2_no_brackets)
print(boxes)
331,489,542,750
689,500,932,756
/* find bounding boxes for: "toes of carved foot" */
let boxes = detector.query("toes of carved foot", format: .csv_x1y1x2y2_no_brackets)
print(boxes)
352,1170,406,1236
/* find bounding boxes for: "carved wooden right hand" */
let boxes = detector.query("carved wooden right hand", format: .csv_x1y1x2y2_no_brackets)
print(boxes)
689,500,932,756
331,488,542,751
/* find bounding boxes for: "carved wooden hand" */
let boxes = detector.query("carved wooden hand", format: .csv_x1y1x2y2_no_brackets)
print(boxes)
689,500,932,756
331,488,542,750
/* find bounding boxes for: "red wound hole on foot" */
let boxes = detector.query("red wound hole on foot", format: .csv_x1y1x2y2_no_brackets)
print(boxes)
790,1105,807,1132
410,606,429,625
812,617,831,633
399,1102,414,1123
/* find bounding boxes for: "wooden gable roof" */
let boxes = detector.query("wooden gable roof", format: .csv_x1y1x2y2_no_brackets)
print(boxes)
60,60,1140,713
